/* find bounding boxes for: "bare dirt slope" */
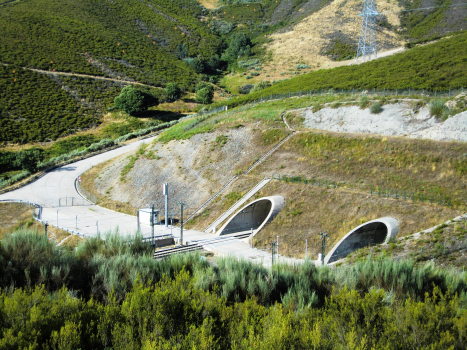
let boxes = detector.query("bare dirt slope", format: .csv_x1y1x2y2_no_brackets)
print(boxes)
264,0,403,74
301,102,467,142
92,125,285,218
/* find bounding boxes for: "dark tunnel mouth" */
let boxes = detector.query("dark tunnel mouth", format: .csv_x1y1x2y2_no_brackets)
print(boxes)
220,200,273,235
327,222,388,263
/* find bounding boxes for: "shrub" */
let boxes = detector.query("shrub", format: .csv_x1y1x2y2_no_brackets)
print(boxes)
237,59,259,68
238,84,254,94
429,99,448,119
296,64,310,69
370,102,383,114
251,72,260,77
330,102,341,109
359,95,370,109
251,81,272,93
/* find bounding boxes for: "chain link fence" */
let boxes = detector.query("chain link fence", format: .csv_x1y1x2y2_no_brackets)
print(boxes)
271,174,452,207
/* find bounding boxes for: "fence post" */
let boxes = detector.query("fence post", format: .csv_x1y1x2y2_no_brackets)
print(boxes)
421,194,424,203
378,188,381,197
371,188,373,196
412,193,415,202
395,191,398,199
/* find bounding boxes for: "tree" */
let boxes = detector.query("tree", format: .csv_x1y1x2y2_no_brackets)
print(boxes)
114,86,157,116
221,33,252,62
188,56,205,73
195,84,214,105
177,42,189,60
165,83,181,102
15,148,44,173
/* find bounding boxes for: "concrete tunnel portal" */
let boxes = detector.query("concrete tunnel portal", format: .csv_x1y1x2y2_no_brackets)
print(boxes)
324,217,399,264
217,196,285,236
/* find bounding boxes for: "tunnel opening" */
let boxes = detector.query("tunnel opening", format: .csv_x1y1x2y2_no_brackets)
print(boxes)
220,200,273,235
326,222,390,263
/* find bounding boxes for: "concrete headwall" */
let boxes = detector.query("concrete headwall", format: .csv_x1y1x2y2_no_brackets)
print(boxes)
324,217,399,264
217,196,285,236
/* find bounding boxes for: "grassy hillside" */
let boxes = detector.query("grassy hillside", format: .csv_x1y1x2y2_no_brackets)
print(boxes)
400,0,467,40
0,0,221,143
220,31,467,107
0,0,219,85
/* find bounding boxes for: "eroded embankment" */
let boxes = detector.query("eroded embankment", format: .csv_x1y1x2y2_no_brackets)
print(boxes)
86,125,288,218
300,102,467,142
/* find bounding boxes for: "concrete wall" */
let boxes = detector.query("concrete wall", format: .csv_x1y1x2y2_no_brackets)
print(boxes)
324,217,399,264
217,196,285,236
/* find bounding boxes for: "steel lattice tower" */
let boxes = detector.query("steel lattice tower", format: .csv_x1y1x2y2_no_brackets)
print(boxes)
356,0,379,62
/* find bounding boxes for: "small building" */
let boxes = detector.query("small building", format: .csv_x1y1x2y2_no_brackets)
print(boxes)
138,208,160,226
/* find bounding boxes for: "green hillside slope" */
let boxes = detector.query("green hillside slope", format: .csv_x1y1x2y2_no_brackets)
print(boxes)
222,31,467,107
0,0,221,86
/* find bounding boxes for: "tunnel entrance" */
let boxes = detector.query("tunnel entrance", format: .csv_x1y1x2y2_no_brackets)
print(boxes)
216,196,284,236
220,200,272,235
325,218,398,264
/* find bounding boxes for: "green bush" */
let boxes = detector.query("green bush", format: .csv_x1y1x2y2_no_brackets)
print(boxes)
429,99,448,119
370,101,383,114
359,95,370,109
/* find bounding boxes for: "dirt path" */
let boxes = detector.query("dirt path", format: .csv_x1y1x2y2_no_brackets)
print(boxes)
28,68,160,89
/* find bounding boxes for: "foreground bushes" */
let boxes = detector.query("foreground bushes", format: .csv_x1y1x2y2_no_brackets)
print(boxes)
1,230,467,348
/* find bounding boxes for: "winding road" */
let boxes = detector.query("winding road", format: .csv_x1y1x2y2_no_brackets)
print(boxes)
0,134,304,266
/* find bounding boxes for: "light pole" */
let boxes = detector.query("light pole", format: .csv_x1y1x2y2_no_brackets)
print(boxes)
318,232,330,265
178,202,185,245
163,183,169,228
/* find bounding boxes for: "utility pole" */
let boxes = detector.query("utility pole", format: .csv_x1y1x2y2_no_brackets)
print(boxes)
277,236,279,257
270,241,276,265
164,184,169,227
251,228,253,248
318,232,329,265
150,205,155,243
178,202,185,245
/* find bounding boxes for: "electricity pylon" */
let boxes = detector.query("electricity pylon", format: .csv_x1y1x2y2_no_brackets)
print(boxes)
356,0,379,62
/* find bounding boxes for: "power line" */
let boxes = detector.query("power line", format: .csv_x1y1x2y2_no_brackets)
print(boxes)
379,2,467,15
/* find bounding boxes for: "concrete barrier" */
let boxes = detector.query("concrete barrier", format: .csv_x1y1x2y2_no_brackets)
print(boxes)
324,217,399,264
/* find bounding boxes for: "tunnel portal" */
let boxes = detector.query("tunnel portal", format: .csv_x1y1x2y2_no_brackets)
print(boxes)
217,196,284,236
324,217,399,264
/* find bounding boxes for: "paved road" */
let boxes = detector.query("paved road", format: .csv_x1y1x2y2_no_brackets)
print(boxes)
0,133,311,266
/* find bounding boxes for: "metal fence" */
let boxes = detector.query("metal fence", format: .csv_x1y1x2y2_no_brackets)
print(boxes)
58,196,91,207
271,174,452,207
199,86,467,121
76,179,97,204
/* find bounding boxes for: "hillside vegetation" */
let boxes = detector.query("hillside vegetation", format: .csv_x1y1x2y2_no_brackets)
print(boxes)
0,230,467,348
220,30,467,108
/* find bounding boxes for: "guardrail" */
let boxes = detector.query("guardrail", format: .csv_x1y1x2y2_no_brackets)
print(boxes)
0,199,87,237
